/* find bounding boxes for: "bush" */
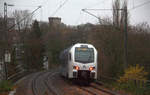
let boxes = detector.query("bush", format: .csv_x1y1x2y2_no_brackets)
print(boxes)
118,64,148,83
116,81,146,95
116,64,149,95
0,80,13,92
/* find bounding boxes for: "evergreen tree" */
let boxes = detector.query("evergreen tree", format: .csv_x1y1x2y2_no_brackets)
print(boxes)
24,20,44,70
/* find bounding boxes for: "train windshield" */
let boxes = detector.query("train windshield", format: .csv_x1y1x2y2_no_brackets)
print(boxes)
75,47,94,63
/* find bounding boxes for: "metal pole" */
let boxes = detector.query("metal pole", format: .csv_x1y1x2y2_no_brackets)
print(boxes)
82,6,128,68
4,2,7,30
124,7,128,68
4,2,8,80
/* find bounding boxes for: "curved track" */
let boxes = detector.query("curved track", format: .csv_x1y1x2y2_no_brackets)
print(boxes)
15,71,120,95
31,71,60,95
31,72,45,95
76,82,119,95
44,72,60,95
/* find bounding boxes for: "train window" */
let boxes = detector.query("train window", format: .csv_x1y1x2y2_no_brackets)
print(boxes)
75,47,94,63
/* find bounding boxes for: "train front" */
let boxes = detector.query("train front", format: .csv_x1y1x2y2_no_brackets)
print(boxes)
69,44,97,81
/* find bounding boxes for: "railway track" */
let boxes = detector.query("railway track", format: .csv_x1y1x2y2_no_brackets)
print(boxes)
44,72,60,95
31,72,45,95
17,70,118,95
31,71,60,95
77,81,120,95
78,86,110,95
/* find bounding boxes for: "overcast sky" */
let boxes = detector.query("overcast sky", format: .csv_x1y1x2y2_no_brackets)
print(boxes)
0,0,150,25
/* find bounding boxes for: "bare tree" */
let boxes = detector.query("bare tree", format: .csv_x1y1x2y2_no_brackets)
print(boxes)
113,0,120,27
120,0,128,28
100,17,113,25
13,10,32,32
113,0,129,28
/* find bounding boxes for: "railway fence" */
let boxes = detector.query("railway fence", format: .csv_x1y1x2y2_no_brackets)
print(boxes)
7,64,33,83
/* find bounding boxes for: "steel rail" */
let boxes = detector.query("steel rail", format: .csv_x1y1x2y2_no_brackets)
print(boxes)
44,72,60,95
78,86,99,95
31,72,45,95
93,81,127,95
75,81,120,95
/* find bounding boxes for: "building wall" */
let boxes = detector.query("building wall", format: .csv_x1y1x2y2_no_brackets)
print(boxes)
48,17,61,27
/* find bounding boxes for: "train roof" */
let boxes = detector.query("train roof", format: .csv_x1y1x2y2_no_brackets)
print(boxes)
59,43,97,59
73,43,95,48
61,43,95,53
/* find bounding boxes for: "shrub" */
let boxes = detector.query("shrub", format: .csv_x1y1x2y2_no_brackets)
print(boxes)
0,80,13,92
116,64,149,95
118,64,148,83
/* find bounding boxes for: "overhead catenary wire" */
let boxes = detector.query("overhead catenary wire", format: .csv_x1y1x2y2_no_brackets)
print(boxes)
82,9,100,20
40,6,43,22
130,0,150,10
82,8,122,11
51,0,69,16
75,11,83,25
82,0,150,15
81,1,150,24
82,9,109,24
82,0,150,16
7,6,41,31
13,4,40,8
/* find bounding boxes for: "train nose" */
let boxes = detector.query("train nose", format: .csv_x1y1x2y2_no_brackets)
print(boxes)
90,72,95,78
73,71,77,77
81,71,87,77
77,70,96,79
78,70,90,79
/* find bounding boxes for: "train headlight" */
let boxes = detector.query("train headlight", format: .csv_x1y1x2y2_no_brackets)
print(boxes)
73,66,80,70
89,67,95,71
